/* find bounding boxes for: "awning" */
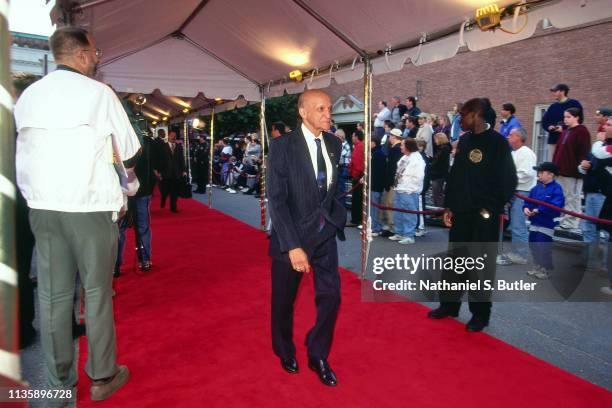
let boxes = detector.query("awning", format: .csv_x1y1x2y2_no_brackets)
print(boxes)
50,0,612,101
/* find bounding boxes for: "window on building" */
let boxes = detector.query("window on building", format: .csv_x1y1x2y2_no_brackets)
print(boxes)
532,104,551,163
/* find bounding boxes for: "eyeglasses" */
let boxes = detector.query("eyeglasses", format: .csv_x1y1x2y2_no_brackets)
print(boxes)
83,48,102,57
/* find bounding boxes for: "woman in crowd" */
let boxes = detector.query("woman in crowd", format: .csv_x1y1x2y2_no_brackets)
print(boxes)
435,115,452,137
389,138,426,244
245,134,262,163
551,107,592,230
430,133,452,208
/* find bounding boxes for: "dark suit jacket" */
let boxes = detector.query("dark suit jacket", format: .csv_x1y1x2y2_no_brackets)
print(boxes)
160,142,185,180
268,127,347,261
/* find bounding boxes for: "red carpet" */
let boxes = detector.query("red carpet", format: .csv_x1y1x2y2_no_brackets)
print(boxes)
77,196,612,407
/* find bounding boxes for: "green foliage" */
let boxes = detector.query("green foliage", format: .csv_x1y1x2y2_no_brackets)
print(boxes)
206,93,299,138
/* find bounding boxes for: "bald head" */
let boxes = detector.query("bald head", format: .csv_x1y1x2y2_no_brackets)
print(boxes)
298,89,332,135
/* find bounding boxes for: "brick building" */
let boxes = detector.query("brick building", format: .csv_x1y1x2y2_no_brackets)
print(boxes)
328,18,612,163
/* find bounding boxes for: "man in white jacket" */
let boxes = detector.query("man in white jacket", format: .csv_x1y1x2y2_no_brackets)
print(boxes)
506,127,537,264
389,138,426,244
15,27,138,401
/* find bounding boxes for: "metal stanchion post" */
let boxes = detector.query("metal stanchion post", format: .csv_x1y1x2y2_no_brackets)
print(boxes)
259,87,267,231
361,58,372,280
183,119,192,183
208,107,215,208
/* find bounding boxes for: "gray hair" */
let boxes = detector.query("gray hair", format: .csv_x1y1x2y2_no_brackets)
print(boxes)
510,127,527,143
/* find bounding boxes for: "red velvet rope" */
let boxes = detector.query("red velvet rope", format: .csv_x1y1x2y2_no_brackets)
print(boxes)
515,192,612,226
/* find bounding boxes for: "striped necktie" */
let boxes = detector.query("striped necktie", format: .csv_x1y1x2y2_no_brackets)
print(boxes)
315,138,327,202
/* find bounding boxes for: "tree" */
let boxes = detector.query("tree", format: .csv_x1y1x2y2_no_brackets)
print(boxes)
206,93,299,138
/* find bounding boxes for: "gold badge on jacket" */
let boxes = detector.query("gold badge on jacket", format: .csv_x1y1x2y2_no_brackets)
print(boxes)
469,148,483,163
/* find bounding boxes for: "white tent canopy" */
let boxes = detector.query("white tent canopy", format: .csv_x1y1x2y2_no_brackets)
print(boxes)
51,0,612,100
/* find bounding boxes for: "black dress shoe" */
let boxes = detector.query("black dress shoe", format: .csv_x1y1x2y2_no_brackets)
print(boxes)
380,230,394,237
280,357,299,374
308,359,337,386
427,307,459,319
466,316,489,332
139,261,152,272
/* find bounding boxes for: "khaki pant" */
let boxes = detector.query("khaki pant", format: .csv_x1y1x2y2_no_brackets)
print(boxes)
30,210,119,388
379,189,395,230
557,176,583,230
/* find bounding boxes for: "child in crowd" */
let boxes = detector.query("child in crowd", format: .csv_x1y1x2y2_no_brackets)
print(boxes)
524,162,565,279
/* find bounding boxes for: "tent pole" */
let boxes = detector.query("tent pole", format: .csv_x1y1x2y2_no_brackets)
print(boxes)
259,87,267,231
0,0,23,385
208,107,215,208
183,118,191,183
361,57,372,281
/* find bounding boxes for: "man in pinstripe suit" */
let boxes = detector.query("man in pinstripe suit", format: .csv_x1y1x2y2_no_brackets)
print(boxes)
267,89,347,386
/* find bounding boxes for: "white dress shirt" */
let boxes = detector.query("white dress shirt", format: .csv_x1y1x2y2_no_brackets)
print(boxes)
511,145,537,191
14,69,141,212
301,123,332,189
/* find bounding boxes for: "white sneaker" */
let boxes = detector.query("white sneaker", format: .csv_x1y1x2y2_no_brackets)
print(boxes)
600,286,612,296
227,188,237,194
496,255,513,266
526,265,543,276
388,234,403,241
415,229,426,237
398,237,415,245
505,253,528,265
533,269,550,280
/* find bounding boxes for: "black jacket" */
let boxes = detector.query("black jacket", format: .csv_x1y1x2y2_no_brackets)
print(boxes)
385,143,403,190
429,143,451,180
267,128,346,261
445,129,517,214
160,142,185,180
371,146,387,193
135,137,160,197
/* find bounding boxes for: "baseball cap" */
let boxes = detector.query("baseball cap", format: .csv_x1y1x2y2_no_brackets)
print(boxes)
549,83,569,93
596,107,612,116
533,162,559,175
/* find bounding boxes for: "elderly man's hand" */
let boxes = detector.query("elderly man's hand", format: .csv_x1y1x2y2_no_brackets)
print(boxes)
288,248,311,273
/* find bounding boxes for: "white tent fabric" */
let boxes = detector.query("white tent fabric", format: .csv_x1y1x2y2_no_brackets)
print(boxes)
52,0,612,101
99,37,260,100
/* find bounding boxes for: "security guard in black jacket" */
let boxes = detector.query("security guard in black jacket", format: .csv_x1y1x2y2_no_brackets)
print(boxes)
428,98,517,332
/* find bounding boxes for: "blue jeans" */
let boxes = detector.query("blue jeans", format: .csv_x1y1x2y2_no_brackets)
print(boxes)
370,191,383,232
393,192,419,238
510,193,529,257
581,192,608,268
117,195,152,266
529,231,553,270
